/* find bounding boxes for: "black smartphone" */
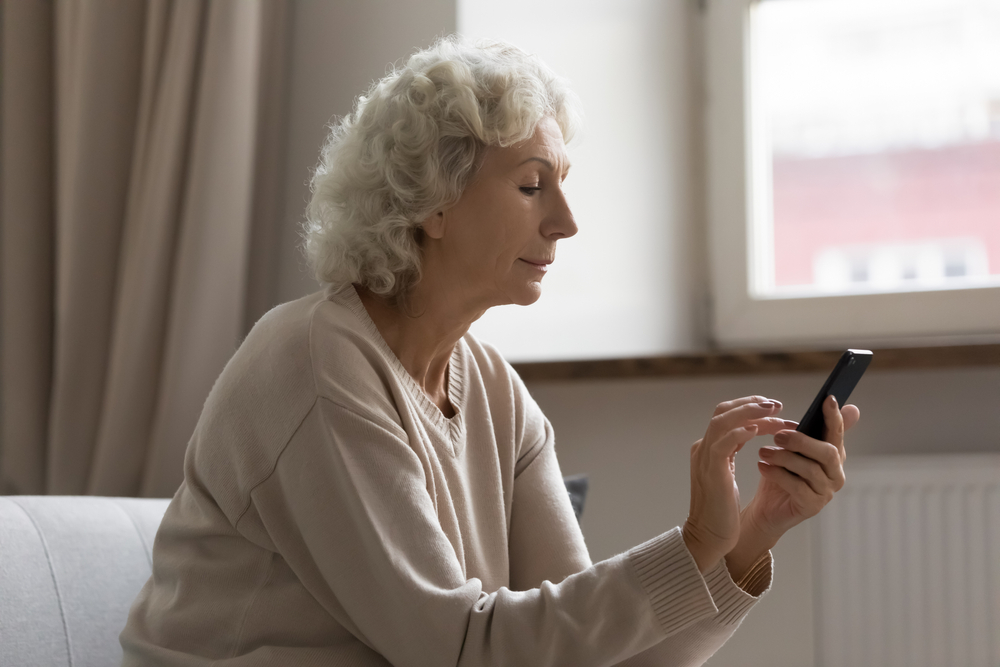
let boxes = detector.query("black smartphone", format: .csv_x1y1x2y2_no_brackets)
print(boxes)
796,349,872,440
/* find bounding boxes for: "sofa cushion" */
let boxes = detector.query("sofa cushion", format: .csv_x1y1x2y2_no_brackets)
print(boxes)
0,496,170,667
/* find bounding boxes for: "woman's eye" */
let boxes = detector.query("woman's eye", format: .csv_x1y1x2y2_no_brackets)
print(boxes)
520,186,541,196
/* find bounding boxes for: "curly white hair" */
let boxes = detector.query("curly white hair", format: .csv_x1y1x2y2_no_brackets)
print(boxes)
303,36,582,299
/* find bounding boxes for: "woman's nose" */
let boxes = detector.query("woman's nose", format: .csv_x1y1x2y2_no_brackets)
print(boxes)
542,189,578,240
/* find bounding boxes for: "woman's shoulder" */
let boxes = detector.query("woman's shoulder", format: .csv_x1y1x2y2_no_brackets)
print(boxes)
460,332,519,392
194,285,398,444
239,285,393,381
186,287,401,520
460,332,550,458
306,286,419,415
212,289,330,404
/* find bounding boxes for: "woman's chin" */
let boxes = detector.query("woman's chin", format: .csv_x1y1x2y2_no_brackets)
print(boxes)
511,282,544,306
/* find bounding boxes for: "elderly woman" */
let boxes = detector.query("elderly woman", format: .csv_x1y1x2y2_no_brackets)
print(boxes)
121,38,859,666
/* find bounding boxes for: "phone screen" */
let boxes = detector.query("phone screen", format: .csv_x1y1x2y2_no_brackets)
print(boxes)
796,349,872,440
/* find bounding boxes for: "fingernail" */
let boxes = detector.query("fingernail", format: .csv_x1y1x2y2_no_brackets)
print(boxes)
774,431,790,444
828,395,838,407
759,400,776,409
759,447,775,458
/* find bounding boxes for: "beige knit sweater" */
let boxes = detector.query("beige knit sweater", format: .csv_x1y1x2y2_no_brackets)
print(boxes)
120,285,770,666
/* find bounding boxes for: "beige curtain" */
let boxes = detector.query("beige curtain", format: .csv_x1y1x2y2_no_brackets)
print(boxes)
1,0,290,497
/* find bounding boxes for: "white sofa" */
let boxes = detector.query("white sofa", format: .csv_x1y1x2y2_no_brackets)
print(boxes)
0,496,170,667
0,479,587,665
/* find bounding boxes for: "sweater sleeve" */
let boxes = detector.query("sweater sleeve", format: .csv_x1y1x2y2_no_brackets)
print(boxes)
616,551,772,666
250,397,740,667
508,424,771,667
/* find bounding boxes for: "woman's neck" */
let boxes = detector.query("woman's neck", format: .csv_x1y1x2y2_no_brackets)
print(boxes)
356,281,485,417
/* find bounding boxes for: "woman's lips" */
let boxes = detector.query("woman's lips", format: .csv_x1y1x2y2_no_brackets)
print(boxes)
519,258,551,272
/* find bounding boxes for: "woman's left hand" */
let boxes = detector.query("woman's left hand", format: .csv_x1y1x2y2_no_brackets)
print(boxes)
742,396,861,545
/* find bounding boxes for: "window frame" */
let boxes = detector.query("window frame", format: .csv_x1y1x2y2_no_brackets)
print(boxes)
704,0,1000,350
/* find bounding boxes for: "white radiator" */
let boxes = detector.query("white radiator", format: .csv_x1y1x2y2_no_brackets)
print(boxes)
814,453,1000,667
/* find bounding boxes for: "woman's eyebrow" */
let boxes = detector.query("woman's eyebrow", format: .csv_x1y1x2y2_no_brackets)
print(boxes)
518,156,572,176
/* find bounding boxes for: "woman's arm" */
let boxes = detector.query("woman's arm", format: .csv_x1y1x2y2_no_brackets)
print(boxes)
252,397,726,667
509,433,769,667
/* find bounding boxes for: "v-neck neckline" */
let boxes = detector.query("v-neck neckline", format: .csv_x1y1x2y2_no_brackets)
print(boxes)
333,284,467,446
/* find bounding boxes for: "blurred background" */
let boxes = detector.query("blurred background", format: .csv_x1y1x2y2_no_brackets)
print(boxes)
756,0,1000,295
2,1,998,665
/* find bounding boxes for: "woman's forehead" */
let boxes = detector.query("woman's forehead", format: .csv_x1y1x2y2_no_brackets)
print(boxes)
501,120,571,174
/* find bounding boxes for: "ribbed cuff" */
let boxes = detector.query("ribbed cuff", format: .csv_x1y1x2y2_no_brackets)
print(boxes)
736,551,772,597
628,527,719,637
703,552,772,626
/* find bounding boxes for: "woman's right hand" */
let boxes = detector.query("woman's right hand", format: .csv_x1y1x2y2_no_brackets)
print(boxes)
682,396,793,573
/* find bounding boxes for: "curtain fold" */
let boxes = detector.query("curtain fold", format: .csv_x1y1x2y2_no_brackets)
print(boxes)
87,0,209,497
0,0,56,495
133,0,264,497
49,1,149,495
0,0,291,498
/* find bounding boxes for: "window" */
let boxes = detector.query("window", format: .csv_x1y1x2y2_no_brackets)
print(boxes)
707,0,1000,349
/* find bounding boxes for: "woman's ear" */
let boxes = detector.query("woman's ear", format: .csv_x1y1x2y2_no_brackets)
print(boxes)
421,210,447,240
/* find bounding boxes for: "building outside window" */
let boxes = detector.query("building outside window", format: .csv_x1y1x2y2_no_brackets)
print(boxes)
708,0,1000,348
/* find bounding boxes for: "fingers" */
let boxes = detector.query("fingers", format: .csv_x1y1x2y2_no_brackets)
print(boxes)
759,445,843,496
750,417,798,436
748,397,858,535
706,400,781,444
821,396,861,462
693,425,759,466
713,396,782,417
770,429,845,485
842,404,861,431
757,460,827,514
823,395,846,459
727,425,758,456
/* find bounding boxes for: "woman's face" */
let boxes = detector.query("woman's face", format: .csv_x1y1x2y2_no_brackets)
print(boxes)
423,116,577,310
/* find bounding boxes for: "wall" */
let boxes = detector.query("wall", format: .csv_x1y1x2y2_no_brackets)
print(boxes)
276,2,1000,665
